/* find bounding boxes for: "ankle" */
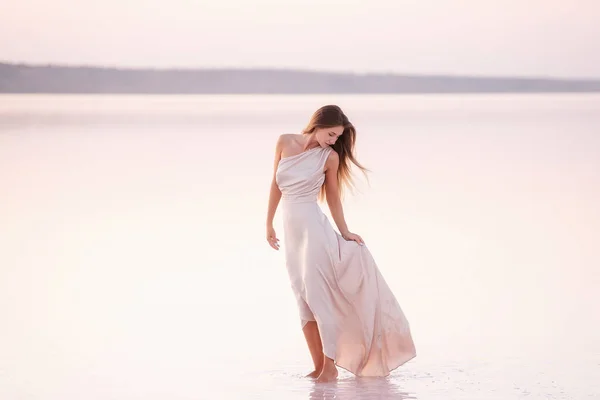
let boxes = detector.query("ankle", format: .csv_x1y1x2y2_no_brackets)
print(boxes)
322,357,335,366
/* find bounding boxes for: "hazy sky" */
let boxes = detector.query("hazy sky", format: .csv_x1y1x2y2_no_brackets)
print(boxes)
2,0,599,78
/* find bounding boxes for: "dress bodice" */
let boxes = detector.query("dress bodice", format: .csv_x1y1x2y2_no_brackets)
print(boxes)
276,146,333,204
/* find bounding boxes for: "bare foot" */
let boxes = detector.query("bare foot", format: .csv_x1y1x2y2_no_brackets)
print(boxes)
316,362,338,383
305,369,321,379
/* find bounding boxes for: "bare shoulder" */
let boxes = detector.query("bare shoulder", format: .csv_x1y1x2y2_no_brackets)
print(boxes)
273,134,286,153
276,133,296,147
277,133,305,153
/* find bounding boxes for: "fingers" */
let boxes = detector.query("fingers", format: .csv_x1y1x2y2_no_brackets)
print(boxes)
342,232,363,245
267,236,280,250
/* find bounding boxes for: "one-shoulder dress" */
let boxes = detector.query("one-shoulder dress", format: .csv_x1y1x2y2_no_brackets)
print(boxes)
275,145,416,377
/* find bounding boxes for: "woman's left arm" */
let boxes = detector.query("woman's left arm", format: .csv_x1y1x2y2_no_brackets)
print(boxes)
324,152,365,245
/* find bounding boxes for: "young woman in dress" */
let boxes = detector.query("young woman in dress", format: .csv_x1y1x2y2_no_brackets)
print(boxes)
266,105,416,382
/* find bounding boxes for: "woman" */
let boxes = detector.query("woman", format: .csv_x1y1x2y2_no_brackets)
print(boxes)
266,105,416,382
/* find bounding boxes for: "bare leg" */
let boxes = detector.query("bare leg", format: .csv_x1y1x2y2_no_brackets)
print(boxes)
316,356,338,383
302,321,324,378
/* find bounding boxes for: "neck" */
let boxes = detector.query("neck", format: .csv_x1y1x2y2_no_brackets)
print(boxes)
302,133,320,150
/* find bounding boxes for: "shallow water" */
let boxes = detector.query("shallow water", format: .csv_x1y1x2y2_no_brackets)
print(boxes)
1,94,599,399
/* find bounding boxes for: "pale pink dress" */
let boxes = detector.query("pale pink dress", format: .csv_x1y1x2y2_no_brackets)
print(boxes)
276,145,416,377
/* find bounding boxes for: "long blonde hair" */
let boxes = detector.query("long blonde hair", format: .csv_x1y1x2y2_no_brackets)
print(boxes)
302,105,369,201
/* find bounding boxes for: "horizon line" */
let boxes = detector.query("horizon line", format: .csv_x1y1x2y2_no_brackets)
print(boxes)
2,60,599,82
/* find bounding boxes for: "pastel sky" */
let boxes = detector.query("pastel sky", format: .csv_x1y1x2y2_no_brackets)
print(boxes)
2,0,599,77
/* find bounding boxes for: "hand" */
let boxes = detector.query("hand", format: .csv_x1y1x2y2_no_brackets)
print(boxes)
266,226,280,250
341,231,365,246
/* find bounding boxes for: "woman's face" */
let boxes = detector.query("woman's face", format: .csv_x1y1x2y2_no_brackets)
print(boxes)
315,125,344,147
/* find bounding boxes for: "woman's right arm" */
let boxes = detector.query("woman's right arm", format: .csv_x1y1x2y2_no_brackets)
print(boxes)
266,135,284,250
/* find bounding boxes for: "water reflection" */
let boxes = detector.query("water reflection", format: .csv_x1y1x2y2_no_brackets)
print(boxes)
308,377,416,400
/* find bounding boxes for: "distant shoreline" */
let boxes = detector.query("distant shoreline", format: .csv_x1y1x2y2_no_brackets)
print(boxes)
2,62,600,94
